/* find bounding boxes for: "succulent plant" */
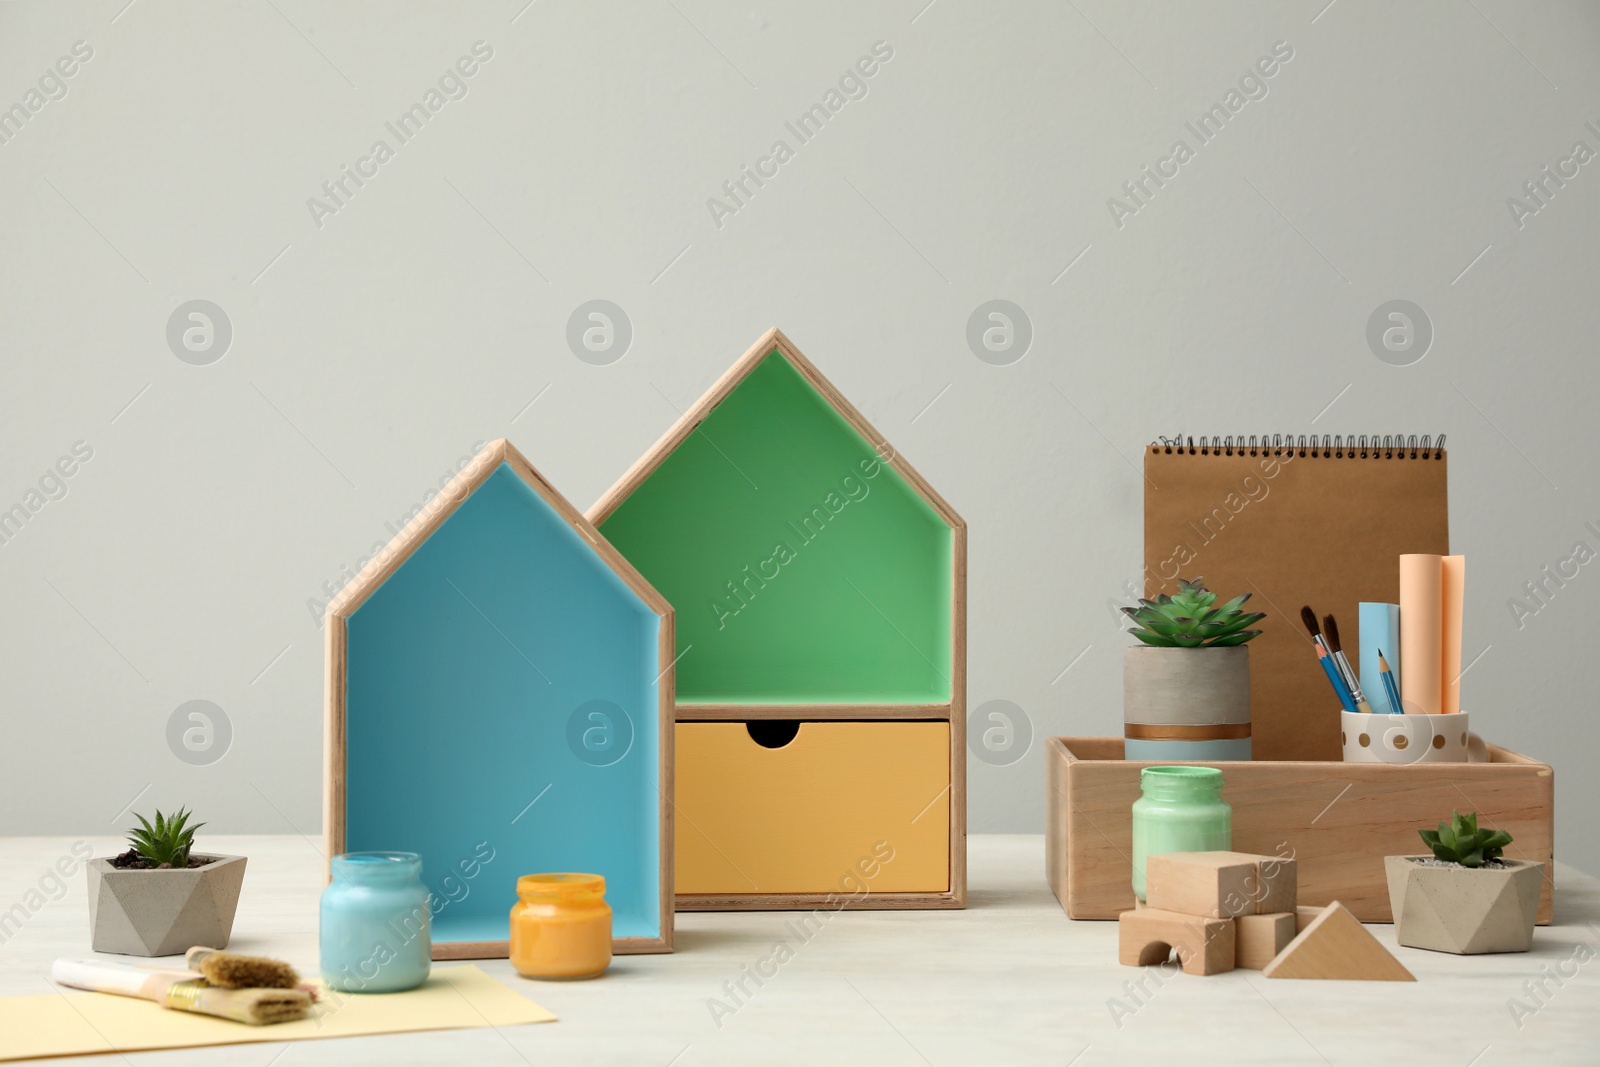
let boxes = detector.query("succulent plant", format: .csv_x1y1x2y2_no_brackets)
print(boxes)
126,807,205,868
1418,811,1513,868
1122,577,1265,648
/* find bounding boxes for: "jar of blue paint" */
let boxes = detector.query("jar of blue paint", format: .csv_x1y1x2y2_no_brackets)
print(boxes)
321,851,432,993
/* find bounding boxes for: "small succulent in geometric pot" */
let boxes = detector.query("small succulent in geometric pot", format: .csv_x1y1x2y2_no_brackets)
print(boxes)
1418,810,1512,868
87,807,247,956
1385,811,1544,954
1121,578,1266,761
116,808,205,869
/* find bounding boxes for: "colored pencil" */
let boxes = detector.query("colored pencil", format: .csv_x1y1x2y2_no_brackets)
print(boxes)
1378,650,1405,716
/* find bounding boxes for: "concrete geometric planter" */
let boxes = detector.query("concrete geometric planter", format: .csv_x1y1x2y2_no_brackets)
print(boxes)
86,854,246,956
1384,855,1542,954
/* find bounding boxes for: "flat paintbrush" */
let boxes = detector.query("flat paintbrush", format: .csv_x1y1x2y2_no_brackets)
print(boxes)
1322,613,1374,714
185,947,301,991
51,959,311,1025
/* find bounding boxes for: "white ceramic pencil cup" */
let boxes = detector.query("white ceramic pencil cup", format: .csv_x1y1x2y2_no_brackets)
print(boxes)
1341,710,1470,764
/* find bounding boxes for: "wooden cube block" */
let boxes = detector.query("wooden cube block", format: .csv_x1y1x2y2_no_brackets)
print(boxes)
1253,855,1298,914
1235,912,1296,969
1147,851,1298,917
1296,905,1322,933
1146,853,1257,918
1118,908,1235,975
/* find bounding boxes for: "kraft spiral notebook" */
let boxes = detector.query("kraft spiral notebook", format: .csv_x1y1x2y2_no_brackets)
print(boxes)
1143,435,1449,762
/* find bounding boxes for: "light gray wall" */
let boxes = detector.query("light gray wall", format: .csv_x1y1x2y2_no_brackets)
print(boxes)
3,1,1596,873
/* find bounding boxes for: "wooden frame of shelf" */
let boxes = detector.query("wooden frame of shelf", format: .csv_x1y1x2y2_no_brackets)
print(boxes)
590,328,966,911
326,438,676,956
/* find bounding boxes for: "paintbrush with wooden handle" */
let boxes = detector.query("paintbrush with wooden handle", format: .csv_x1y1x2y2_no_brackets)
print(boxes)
51,959,311,1025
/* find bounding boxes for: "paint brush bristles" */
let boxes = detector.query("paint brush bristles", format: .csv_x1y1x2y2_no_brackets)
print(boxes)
1322,614,1344,654
1300,605,1322,640
185,948,300,991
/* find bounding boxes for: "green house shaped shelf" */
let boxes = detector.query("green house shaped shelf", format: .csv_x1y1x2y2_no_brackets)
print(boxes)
590,328,967,910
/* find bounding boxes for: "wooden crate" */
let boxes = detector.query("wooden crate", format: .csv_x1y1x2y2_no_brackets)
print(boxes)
1046,736,1554,923
589,328,966,910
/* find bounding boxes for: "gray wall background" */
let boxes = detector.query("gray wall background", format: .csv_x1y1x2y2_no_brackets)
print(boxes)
3,1,1596,873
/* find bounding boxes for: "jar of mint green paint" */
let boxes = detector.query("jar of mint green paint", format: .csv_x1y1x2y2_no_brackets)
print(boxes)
1131,766,1231,900
321,852,431,993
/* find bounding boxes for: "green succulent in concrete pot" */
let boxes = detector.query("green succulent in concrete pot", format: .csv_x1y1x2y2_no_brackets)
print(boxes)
86,808,246,956
1385,811,1543,954
1121,578,1264,761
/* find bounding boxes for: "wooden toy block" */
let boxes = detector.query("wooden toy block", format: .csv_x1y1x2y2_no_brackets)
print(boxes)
1118,908,1235,975
1235,912,1296,969
1146,851,1294,918
1295,905,1322,933
1253,855,1297,914
1263,902,1415,981
1146,852,1254,917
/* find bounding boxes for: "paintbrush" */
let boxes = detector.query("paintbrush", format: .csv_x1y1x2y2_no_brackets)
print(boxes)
1322,613,1374,714
52,959,312,1025
185,947,301,991
1301,606,1357,712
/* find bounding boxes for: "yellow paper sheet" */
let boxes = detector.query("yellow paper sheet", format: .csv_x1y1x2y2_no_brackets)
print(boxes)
0,965,555,1062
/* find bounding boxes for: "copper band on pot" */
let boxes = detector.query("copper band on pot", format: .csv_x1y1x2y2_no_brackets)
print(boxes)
1124,722,1253,741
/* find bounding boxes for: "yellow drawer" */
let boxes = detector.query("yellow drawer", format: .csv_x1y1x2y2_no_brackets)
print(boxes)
675,721,951,895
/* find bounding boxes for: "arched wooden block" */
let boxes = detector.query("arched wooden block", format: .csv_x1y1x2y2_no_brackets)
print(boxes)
1118,908,1235,975
325,440,675,956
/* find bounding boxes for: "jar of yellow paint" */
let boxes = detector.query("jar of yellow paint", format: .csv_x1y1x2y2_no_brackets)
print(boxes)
509,873,612,980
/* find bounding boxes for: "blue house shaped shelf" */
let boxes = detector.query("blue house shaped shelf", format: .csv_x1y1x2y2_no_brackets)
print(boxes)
325,439,675,956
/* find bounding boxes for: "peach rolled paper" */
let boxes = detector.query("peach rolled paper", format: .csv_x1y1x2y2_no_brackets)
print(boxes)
1441,555,1465,715
1399,554,1443,714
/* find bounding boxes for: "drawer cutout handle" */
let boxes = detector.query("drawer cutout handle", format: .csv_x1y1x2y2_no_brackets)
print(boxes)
745,720,800,749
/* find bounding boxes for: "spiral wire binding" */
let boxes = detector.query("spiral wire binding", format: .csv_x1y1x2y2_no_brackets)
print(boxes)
1150,434,1445,459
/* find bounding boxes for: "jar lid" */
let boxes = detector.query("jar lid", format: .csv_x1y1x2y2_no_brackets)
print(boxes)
330,851,422,882
1139,765,1223,782
517,872,605,899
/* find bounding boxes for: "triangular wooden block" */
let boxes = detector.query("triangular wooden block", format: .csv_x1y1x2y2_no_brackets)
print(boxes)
1263,902,1415,981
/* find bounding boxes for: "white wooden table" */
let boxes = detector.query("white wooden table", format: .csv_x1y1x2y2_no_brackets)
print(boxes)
2,834,1596,1065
